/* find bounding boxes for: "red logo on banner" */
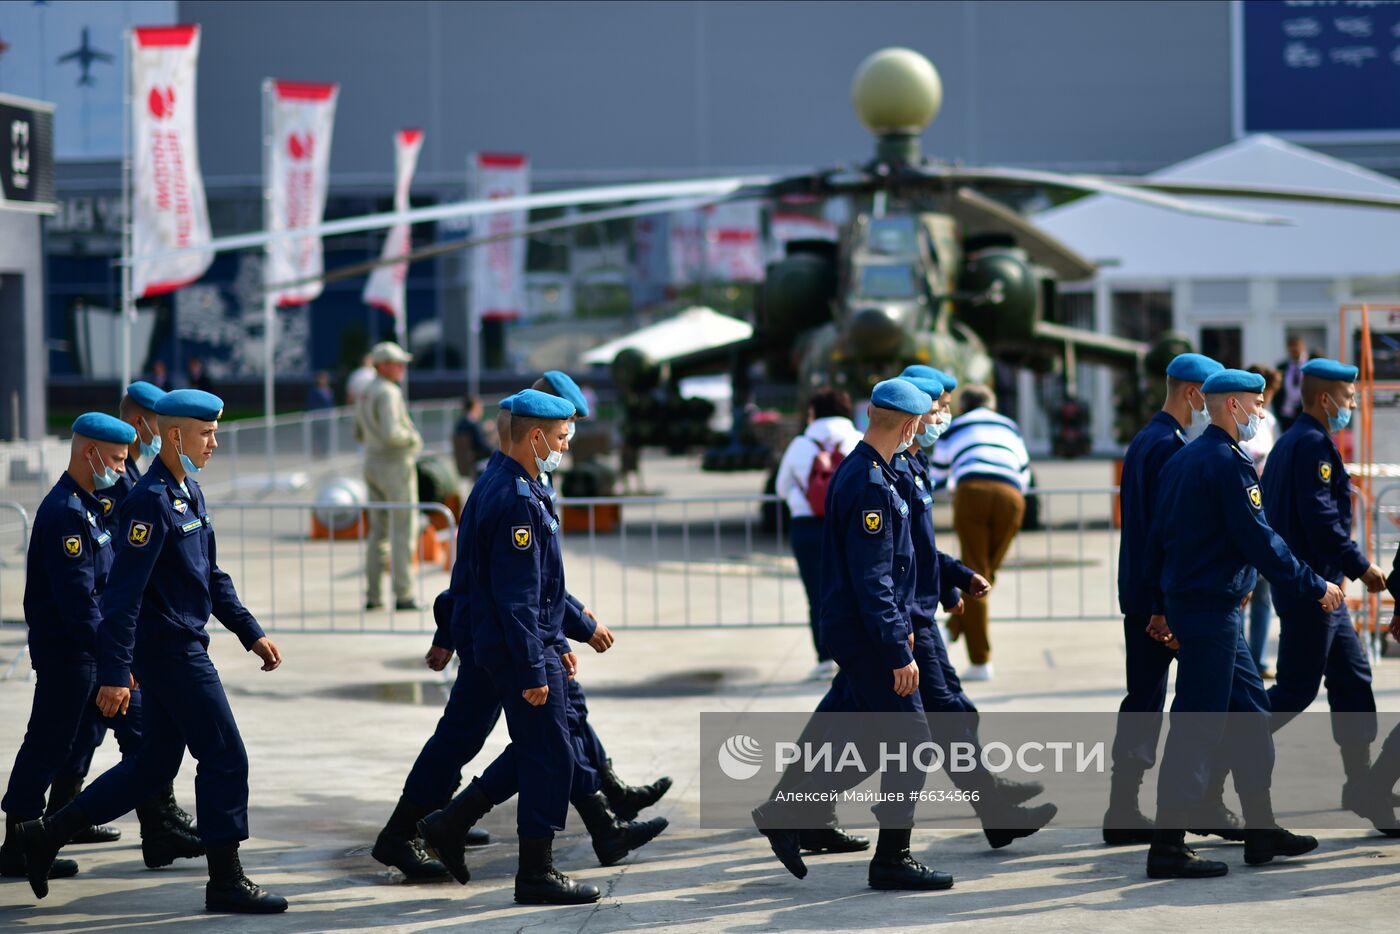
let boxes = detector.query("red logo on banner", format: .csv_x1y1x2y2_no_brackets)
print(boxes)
287,132,315,161
148,86,175,120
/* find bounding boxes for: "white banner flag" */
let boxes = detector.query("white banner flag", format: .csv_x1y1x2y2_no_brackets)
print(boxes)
362,128,424,330
703,201,764,283
469,153,529,321
130,24,212,299
265,80,338,306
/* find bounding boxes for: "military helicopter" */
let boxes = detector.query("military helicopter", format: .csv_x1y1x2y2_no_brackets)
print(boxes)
134,48,1400,469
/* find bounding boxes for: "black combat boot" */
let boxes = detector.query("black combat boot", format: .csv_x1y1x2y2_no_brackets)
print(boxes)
867,828,953,891
1146,828,1229,879
751,801,807,879
135,796,205,869
599,758,672,822
1187,767,1245,841
431,785,490,845
797,816,870,854
372,796,451,880
204,843,288,913
1348,738,1400,836
417,782,492,885
16,804,92,898
574,790,668,867
991,774,1045,806
514,835,600,905
45,773,120,844
1102,768,1155,845
1239,791,1317,866
975,796,1058,849
1,815,79,884
155,781,198,836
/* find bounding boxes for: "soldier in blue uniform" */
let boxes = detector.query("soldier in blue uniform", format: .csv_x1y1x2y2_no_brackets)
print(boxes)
898,371,1057,846
1103,352,1229,845
414,389,602,905
528,371,674,812
45,380,200,854
372,390,668,882
754,379,952,892
1143,369,1340,878
1,414,134,883
1258,358,1393,827
17,390,290,914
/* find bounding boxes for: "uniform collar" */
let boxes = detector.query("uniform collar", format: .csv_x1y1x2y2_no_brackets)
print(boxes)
1150,410,1184,433
144,454,190,495
58,471,101,513
853,439,895,480
499,453,535,486
1296,412,1328,435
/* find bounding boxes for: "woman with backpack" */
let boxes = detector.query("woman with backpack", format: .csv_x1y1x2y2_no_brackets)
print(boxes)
774,388,864,680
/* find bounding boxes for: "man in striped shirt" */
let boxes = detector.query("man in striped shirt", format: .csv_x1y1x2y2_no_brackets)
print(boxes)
928,385,1031,682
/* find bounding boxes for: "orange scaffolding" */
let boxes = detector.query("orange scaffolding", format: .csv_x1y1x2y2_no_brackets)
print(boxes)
1339,303,1400,651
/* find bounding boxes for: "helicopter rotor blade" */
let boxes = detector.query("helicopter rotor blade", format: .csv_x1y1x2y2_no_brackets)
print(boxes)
120,175,773,267
263,193,728,294
1092,177,1400,211
934,166,1295,226
950,187,1097,280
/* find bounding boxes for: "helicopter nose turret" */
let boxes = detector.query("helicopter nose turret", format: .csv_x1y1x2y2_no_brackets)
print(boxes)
847,307,905,358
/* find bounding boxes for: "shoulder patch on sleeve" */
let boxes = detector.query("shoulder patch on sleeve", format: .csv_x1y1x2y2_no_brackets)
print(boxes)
127,518,154,547
97,494,115,516
511,524,532,550
1247,483,1262,510
62,534,82,557
1318,461,1332,483
862,509,884,534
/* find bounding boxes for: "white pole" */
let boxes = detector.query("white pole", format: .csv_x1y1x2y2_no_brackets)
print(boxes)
466,154,480,398
120,28,133,394
262,79,276,483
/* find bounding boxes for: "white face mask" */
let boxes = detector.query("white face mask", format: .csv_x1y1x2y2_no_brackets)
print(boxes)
1231,402,1261,443
566,421,577,443
532,431,563,474
175,430,202,474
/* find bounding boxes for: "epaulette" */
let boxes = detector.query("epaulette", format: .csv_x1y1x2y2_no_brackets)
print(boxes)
65,492,85,513
515,476,533,498
868,463,885,485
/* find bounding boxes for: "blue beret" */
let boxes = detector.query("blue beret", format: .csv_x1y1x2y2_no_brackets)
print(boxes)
508,388,575,419
899,376,944,401
125,380,166,410
929,368,957,393
499,393,519,412
1201,368,1266,395
899,365,937,381
871,378,932,416
153,389,224,420
1165,353,1224,383
1301,358,1358,382
72,412,137,445
543,370,589,419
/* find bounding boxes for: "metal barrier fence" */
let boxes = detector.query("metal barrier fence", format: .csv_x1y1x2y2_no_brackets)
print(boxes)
0,501,30,679
549,486,1124,630
0,487,1130,646
213,501,456,634
1368,483,1400,661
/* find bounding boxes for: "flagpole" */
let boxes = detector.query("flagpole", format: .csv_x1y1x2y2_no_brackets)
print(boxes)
262,79,276,483
120,28,133,395
466,154,480,399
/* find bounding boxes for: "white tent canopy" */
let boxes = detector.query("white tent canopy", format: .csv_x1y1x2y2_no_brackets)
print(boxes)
1034,135,1400,280
581,305,753,366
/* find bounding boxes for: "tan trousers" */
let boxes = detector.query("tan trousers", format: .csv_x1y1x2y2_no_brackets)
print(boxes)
949,479,1026,665
364,456,419,603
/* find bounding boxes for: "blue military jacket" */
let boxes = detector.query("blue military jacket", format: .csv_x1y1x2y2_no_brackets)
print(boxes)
818,440,917,669
1261,413,1370,612
94,456,265,687
1117,411,1187,616
23,473,114,669
446,450,592,655
1145,424,1324,615
467,455,572,690
894,449,973,628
